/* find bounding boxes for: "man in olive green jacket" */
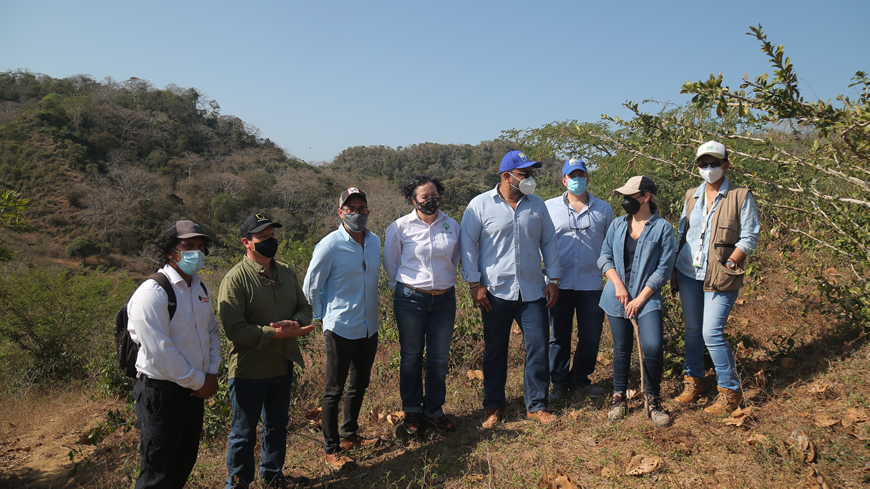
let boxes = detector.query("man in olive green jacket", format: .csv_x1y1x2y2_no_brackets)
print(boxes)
218,213,314,489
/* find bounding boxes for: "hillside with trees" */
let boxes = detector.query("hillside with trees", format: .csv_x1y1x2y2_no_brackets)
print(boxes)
0,26,868,488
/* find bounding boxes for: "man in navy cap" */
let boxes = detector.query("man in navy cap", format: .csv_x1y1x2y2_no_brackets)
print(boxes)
219,213,314,488
544,158,614,402
459,151,562,428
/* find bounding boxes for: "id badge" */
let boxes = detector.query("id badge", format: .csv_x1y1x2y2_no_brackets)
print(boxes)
692,250,704,268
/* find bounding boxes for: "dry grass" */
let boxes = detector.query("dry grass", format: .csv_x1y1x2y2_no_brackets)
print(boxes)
1,248,869,488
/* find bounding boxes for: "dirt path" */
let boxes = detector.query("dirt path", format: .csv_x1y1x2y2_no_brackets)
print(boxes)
0,393,127,488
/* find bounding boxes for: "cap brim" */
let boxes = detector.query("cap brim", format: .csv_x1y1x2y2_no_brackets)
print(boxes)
613,184,639,196
177,232,213,242
248,222,282,235
515,161,543,169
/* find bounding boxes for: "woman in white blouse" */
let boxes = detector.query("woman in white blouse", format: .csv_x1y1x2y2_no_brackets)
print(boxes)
384,175,460,435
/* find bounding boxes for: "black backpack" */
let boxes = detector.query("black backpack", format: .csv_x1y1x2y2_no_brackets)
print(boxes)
113,272,207,378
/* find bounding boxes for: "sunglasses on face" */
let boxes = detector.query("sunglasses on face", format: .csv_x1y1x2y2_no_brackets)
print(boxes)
697,161,724,169
511,170,535,179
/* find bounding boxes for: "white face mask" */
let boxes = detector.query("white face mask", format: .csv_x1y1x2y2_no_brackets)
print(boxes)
510,173,537,195
699,166,724,184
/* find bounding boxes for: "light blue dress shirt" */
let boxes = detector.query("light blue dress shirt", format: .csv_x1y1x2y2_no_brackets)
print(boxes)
545,191,615,291
675,178,761,280
303,224,381,340
459,186,561,302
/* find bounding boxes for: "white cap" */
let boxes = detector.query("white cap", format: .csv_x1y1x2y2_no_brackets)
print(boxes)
695,141,727,161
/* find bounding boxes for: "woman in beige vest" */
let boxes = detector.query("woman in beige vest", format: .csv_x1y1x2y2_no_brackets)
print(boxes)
672,141,761,415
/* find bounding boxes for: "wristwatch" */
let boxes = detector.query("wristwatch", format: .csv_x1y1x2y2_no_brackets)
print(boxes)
725,259,737,270
549,278,561,287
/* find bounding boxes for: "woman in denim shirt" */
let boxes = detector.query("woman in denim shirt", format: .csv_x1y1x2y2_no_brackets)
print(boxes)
598,176,676,427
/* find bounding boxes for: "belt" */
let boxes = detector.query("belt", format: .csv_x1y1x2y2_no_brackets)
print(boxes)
140,375,194,394
399,283,454,296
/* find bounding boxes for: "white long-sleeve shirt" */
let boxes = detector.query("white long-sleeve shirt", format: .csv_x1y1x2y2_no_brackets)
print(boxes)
383,209,460,290
127,264,221,390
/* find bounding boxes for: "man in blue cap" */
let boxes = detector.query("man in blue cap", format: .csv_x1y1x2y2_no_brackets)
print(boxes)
545,158,615,402
459,150,561,428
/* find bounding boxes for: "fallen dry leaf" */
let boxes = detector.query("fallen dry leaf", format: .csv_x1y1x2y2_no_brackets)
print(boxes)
384,411,403,426
746,433,769,445
787,432,816,463
600,467,616,478
813,415,841,428
567,409,583,420
809,383,834,399
625,454,661,476
806,464,831,489
754,370,769,388
466,369,484,381
539,470,581,489
843,407,869,426
511,322,521,334
304,407,322,427
368,406,382,424
626,389,639,400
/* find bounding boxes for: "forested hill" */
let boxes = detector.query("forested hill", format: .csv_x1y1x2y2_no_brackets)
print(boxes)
0,70,537,262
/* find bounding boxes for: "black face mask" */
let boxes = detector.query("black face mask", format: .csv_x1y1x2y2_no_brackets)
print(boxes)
415,197,441,216
253,237,279,258
621,195,642,215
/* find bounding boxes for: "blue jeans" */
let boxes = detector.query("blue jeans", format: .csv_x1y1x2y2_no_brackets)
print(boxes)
549,289,604,390
482,294,550,413
677,272,742,391
608,311,664,397
394,285,456,418
225,371,293,489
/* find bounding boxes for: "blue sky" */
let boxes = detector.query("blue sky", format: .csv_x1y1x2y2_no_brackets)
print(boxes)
2,1,867,163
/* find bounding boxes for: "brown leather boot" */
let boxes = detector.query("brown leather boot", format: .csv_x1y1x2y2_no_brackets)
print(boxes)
704,386,742,416
674,376,705,405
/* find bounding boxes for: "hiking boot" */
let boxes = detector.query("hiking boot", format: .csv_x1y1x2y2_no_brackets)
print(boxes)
582,384,605,399
402,412,421,435
549,386,568,402
423,414,456,432
647,396,671,427
325,451,355,470
339,433,381,450
704,386,743,416
674,375,705,405
526,409,558,424
607,393,627,421
481,408,503,429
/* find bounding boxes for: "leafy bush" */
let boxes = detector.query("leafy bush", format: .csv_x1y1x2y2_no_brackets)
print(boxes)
0,266,135,383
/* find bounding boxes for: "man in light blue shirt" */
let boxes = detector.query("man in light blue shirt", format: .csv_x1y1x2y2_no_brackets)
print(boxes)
304,187,381,469
460,150,561,428
545,158,615,402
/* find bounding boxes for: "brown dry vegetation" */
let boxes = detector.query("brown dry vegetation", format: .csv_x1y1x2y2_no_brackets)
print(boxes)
1,247,869,488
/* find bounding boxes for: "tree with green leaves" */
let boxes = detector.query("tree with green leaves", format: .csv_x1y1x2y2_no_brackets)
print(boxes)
66,237,100,265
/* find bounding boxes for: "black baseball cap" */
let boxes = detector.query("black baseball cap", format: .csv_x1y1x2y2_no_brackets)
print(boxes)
240,213,282,237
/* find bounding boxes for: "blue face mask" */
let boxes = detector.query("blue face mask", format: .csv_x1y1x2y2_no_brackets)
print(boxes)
566,176,588,195
174,249,205,275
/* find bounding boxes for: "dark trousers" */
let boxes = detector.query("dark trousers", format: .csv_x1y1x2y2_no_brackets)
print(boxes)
549,289,605,389
322,330,378,453
134,377,203,489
